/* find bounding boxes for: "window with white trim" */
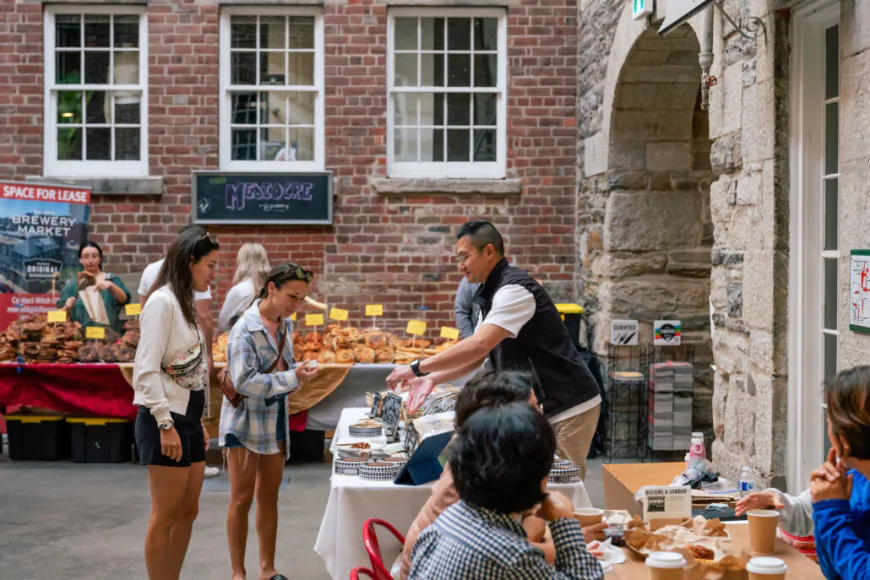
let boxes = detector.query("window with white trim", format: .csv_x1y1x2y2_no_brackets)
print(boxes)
219,7,324,171
44,6,148,177
387,9,507,179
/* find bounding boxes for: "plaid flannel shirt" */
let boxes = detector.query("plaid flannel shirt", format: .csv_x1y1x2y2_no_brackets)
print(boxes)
219,301,298,457
408,501,603,580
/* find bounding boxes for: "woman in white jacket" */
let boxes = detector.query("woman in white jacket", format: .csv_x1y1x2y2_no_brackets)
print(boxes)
132,226,220,580
218,243,270,331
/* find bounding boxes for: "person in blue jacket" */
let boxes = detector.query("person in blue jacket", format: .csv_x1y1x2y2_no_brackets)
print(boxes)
811,365,870,580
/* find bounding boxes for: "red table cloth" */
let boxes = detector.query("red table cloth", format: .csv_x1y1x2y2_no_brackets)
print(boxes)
0,364,136,420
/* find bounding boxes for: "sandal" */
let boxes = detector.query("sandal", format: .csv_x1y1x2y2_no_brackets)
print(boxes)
268,576,289,580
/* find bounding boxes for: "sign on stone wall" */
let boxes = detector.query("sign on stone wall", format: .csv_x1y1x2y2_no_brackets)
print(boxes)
611,319,639,346
658,0,711,35
632,0,654,20
654,320,682,346
850,250,870,334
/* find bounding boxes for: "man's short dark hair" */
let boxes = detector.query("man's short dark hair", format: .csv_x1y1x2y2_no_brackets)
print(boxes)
456,221,505,256
450,402,555,514
455,371,533,429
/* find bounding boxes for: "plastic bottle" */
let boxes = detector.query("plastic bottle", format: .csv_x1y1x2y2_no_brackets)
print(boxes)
738,466,755,498
688,432,707,466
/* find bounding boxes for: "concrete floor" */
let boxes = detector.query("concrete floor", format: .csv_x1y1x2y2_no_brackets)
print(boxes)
0,453,607,579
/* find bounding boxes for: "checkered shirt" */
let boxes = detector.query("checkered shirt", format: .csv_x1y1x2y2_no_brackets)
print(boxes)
408,500,604,579
219,301,298,457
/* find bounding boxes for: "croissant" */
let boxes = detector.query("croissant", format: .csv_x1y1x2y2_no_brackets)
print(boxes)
317,349,336,363
353,345,376,364
305,332,323,345
301,350,319,362
335,348,355,364
364,331,388,349
374,347,394,363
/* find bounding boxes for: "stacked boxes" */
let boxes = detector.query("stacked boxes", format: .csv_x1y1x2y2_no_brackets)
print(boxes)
648,362,694,451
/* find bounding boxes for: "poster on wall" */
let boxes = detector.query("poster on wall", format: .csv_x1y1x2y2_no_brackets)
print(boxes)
0,181,91,331
654,320,682,346
850,250,870,334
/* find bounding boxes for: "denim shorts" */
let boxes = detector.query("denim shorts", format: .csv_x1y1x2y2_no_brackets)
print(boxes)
224,398,286,449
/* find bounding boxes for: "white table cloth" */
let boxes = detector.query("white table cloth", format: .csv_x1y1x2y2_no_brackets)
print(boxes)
314,407,593,579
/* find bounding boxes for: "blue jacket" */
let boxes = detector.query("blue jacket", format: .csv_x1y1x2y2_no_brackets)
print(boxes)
813,469,870,580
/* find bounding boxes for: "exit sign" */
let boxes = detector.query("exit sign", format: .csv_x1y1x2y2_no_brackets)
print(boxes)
632,0,653,19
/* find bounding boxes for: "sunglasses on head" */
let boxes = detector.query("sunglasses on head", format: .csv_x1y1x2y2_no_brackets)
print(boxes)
272,264,314,284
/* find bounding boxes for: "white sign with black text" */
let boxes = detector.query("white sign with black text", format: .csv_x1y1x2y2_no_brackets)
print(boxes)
611,320,639,346
642,485,692,524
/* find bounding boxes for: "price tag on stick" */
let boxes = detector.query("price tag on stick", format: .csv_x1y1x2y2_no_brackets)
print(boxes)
47,310,67,323
329,308,349,322
365,305,383,316
86,327,106,340
306,314,324,326
125,303,141,316
406,320,427,336
440,327,460,340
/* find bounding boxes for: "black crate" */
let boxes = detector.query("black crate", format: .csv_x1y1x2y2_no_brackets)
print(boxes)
5,415,68,461
67,418,133,463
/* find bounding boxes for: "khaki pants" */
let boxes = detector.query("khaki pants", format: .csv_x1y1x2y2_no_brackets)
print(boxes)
551,403,601,480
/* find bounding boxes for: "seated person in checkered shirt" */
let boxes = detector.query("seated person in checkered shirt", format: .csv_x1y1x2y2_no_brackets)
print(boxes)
408,402,604,580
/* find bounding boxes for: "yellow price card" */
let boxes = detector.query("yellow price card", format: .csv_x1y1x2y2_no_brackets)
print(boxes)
306,314,324,326
291,313,297,321
47,310,68,323
125,303,142,316
86,327,106,340
329,308,349,322
440,327,460,340
365,304,384,317
406,320,427,336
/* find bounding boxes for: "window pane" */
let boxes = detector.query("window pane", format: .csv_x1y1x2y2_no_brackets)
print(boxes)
288,127,314,161
56,15,81,48
473,129,496,161
84,15,110,48
824,257,837,331
447,54,470,87
474,18,498,51
56,51,82,84
421,18,444,51
85,128,111,160
826,25,839,100
260,127,284,161
824,332,837,380
825,103,838,175
232,53,257,85
231,92,258,125
394,53,417,87
289,16,314,49
231,16,257,49
447,93,470,126
260,52,286,85
84,51,110,84
288,91,315,125
825,178,838,252
474,93,497,125
115,127,140,160
85,91,110,124
420,54,444,87
231,128,257,160
421,128,443,161
113,51,139,85
474,54,498,87
57,91,82,124
447,18,471,51
57,128,82,160
114,95,140,124
393,94,418,126
447,129,470,161
114,15,139,48
395,18,417,51
288,52,314,85
394,128,417,161
260,16,285,50
420,93,444,126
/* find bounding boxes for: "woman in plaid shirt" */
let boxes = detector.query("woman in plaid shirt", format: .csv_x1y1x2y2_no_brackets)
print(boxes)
408,402,604,579
220,264,319,580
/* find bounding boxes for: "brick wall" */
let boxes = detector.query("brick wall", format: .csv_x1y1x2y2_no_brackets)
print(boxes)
1,0,578,334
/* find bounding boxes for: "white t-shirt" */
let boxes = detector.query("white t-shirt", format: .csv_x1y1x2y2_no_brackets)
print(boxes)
139,259,212,301
477,284,601,422
218,278,255,331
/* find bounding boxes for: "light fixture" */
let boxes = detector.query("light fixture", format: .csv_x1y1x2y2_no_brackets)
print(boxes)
61,112,75,118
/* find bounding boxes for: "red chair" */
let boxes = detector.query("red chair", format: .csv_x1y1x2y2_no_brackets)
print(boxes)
350,567,378,579
363,518,406,580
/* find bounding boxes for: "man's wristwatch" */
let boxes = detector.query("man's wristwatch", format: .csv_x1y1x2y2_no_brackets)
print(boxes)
158,420,174,431
410,359,429,378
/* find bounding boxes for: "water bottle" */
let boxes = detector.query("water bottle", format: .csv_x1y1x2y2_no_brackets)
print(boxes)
689,432,707,465
738,466,755,498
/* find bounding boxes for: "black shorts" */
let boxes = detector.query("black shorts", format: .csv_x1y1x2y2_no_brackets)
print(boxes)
135,390,206,468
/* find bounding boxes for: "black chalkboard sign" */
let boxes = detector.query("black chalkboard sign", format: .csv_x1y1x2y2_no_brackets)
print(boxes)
192,171,333,225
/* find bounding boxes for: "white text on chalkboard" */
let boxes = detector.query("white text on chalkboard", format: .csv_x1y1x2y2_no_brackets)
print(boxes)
225,181,314,211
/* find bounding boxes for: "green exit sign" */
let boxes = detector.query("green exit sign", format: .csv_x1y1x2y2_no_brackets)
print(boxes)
632,0,653,19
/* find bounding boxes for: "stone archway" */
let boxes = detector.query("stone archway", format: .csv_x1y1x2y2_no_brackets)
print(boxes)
597,24,715,436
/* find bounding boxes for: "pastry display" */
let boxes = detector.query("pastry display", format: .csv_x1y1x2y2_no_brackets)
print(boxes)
212,332,229,363
0,313,136,364
349,420,383,437
334,456,369,476
359,460,403,481
317,349,337,364
335,348,355,364
623,516,730,561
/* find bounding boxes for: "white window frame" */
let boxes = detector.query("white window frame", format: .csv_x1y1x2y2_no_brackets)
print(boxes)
787,0,840,495
386,8,507,179
44,5,149,178
219,6,325,172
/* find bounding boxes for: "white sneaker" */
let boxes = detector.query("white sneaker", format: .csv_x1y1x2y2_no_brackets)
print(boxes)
204,466,220,478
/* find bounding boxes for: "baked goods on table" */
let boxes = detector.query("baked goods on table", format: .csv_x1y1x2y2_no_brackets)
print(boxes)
623,515,731,561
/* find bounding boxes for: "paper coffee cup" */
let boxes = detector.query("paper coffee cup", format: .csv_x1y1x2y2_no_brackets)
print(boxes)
574,507,605,527
747,510,780,555
646,551,686,580
747,557,788,580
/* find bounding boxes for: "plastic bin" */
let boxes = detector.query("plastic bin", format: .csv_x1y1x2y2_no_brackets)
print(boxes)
555,303,584,349
67,418,133,463
5,415,68,461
